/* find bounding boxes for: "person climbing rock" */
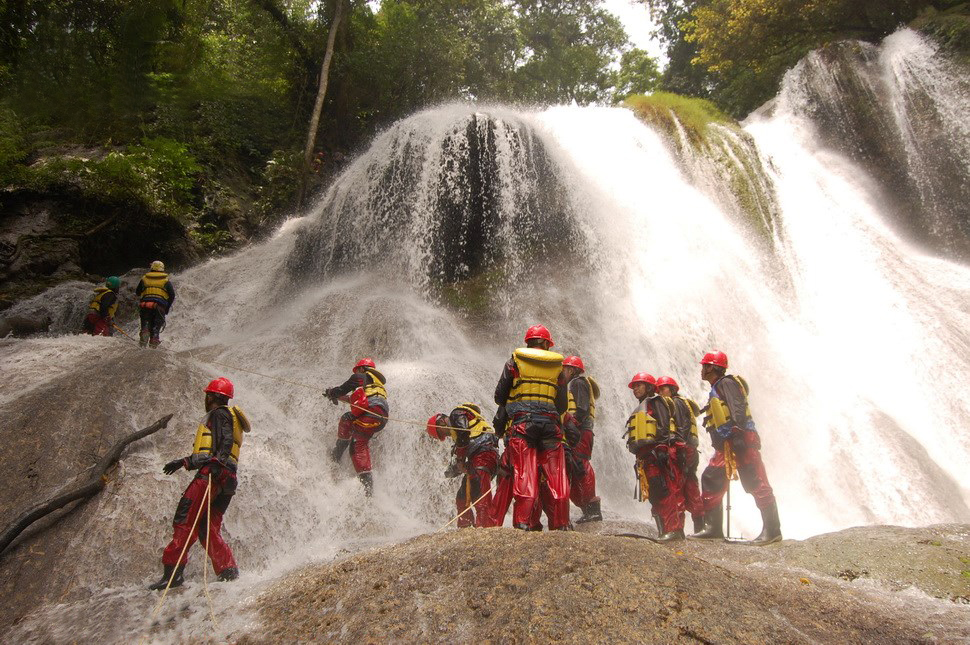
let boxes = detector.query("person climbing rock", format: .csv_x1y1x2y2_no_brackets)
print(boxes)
136,260,175,348
149,377,248,590
324,358,388,496
427,404,499,528
82,276,120,336
657,375,704,533
561,355,602,524
493,324,570,530
691,351,782,545
625,372,686,541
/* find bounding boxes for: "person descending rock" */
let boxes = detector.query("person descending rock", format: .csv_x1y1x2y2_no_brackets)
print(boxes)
657,376,704,533
625,372,686,541
493,324,570,530
324,358,389,497
561,355,602,524
427,404,500,528
136,260,175,348
691,351,782,545
149,377,248,590
82,276,120,336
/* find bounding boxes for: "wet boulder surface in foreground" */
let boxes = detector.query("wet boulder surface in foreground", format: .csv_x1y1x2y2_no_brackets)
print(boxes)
244,521,970,644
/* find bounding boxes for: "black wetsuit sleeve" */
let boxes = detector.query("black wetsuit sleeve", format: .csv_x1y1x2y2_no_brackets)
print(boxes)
331,373,365,398
99,291,117,317
718,377,749,427
494,359,515,406
166,281,176,308
672,398,691,435
135,280,145,298
653,397,673,440
569,378,591,424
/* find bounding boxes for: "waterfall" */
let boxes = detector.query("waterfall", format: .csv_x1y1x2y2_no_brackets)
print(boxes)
1,27,968,644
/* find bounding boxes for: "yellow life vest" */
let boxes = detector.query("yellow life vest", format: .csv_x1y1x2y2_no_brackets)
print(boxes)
192,406,251,464
625,399,659,442
565,375,599,420
674,395,700,442
362,368,387,399
455,403,494,439
702,375,751,432
140,271,170,302
88,287,118,318
508,347,563,405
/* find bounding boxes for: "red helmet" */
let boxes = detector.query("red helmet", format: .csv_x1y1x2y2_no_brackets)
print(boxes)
656,376,679,392
204,377,234,399
524,324,554,347
700,351,728,369
628,372,656,389
426,414,449,441
562,355,584,371
354,358,376,370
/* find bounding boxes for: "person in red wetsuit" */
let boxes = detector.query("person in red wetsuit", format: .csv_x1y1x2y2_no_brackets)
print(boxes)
324,358,388,497
427,404,499,528
82,276,120,336
561,355,602,524
493,325,570,530
625,372,686,541
657,376,704,533
149,377,248,590
691,351,781,545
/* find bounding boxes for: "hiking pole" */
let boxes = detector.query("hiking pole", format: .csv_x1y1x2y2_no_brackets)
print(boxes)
112,324,137,343
725,480,732,539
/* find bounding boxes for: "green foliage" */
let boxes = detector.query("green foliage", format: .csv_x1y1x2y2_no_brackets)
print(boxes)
623,92,729,142
912,4,970,62
253,149,305,227
611,48,662,102
0,105,29,183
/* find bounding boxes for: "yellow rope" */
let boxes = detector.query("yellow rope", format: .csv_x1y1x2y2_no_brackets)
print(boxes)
436,487,492,532
141,477,212,644
201,473,220,629
724,442,739,481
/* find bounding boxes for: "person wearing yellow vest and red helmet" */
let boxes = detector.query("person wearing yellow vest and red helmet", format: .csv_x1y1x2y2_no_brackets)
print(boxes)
691,351,781,545
149,377,247,590
493,324,570,530
561,355,602,524
136,260,176,348
428,404,500,528
626,372,686,541
657,376,704,533
324,358,389,497
82,276,120,336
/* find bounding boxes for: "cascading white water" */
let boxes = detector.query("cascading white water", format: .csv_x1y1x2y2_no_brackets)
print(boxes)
1,27,968,644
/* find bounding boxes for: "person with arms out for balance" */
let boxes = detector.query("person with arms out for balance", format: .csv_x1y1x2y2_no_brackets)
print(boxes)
149,377,250,590
427,404,499,527
325,358,389,497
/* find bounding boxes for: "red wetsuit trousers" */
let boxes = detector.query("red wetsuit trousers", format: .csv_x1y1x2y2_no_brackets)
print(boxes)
507,414,570,530
489,449,513,527
569,429,598,508
700,431,776,512
337,405,387,474
641,444,686,533
455,451,498,528
161,468,237,575
680,442,703,517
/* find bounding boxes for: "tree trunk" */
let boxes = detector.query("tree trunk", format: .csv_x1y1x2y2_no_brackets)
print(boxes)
300,0,345,207
0,414,174,556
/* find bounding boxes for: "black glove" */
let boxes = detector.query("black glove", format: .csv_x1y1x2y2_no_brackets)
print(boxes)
162,458,184,475
654,447,669,469
205,459,224,479
444,462,461,478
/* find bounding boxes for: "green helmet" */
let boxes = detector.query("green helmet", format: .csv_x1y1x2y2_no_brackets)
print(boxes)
105,276,121,290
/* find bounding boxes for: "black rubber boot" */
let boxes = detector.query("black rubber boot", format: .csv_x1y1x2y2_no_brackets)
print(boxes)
358,471,374,497
690,504,724,539
749,502,782,545
513,522,531,530
656,529,686,542
217,567,239,582
330,439,350,463
139,328,150,348
691,513,705,534
148,564,184,590
576,500,602,524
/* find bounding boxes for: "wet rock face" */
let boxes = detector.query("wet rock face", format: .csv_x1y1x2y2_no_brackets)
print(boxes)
285,111,577,295
780,35,970,259
245,523,970,644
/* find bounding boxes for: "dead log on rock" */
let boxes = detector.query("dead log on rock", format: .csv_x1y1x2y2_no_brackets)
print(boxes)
0,413,173,556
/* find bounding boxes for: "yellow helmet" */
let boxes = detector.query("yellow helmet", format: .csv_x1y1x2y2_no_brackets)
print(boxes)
150,260,165,272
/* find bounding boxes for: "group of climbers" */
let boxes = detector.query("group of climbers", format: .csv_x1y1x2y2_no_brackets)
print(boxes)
81,260,175,348
143,324,781,591
624,351,781,544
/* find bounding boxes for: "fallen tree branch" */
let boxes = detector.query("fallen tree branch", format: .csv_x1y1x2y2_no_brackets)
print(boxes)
0,413,174,556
